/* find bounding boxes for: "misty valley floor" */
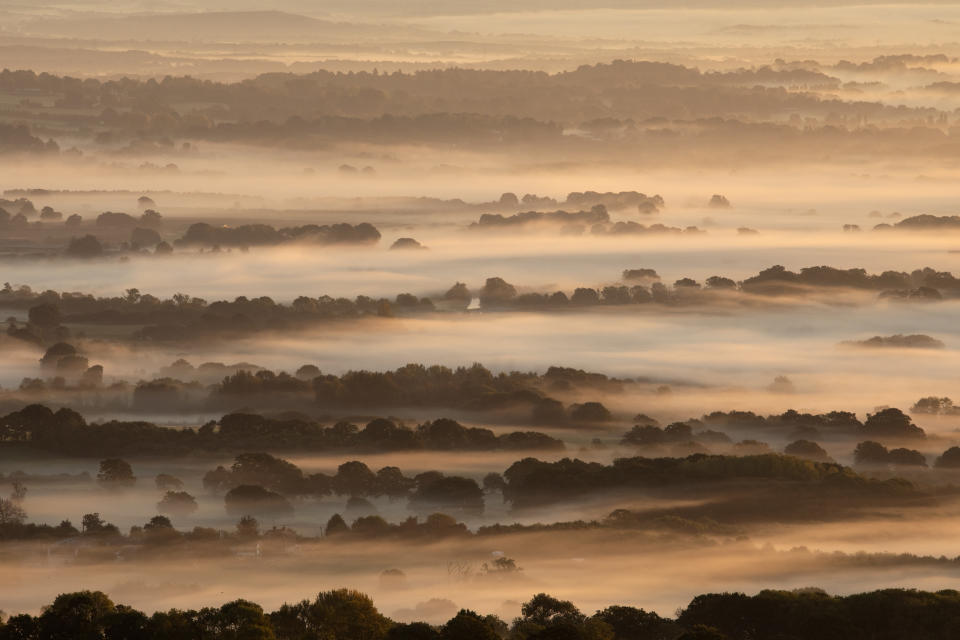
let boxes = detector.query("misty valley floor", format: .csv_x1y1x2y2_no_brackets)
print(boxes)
6,2,960,638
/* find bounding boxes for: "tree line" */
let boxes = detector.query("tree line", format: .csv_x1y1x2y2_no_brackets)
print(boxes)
7,262,960,346
3,586,960,639
0,405,564,457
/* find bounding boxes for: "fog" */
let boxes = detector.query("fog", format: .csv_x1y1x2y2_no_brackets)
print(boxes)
6,513,960,620
21,301,960,417
5,2,960,632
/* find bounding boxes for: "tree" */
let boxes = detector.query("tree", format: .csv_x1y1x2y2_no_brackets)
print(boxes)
593,605,670,639
482,472,506,493
10,481,26,503
443,282,471,307
911,396,956,415
532,398,567,425
207,599,276,640
158,491,199,517
674,278,701,290
570,288,600,306
519,594,585,627
103,605,149,640
130,227,162,248
479,277,517,307
783,440,832,463
679,625,729,640
204,466,233,493
41,342,77,366
887,448,927,467
270,589,390,640
141,208,162,227
224,485,293,517
296,364,321,380
156,473,185,490
935,446,960,468
601,286,631,305
81,512,105,533
230,453,304,495
325,513,349,536
351,515,391,536
0,497,26,525
441,610,499,640
146,608,203,638
36,591,116,640
236,515,260,538
512,594,612,640
1,613,39,638
482,556,520,576
97,458,136,488
705,276,737,290
144,515,173,530
28,303,61,328
333,461,378,496
388,622,441,639
862,408,925,439
569,402,612,424
708,194,731,208
409,476,484,516
142,515,179,543
854,441,889,466
376,466,415,499
65,235,104,258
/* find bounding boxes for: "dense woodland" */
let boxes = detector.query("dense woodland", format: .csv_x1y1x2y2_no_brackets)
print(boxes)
3,261,960,348
3,587,960,640
0,60,945,129
1,57,959,160
0,405,564,456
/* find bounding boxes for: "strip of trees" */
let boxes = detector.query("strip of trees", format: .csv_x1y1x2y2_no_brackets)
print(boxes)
3,587,960,640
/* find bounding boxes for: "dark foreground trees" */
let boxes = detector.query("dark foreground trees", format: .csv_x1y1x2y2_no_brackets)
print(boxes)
678,588,960,640
4,587,960,640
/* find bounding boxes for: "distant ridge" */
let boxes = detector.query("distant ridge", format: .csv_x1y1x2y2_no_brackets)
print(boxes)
20,10,419,42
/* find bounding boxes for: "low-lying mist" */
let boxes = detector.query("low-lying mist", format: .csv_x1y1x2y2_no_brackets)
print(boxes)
6,515,960,620
59,302,960,419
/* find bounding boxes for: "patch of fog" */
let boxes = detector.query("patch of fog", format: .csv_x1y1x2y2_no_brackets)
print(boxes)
4,525,960,619
72,302,960,418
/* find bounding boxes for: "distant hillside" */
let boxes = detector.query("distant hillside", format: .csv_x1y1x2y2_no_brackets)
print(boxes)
19,10,423,43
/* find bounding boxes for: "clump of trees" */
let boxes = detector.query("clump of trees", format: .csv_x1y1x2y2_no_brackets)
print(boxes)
741,264,958,298
470,206,611,230
783,440,833,463
215,362,619,424
700,407,924,441
842,334,945,349
203,454,486,516
5,263,960,348
854,441,927,468
501,453,919,510
157,491,199,516
0,404,565,457
176,221,380,247
96,458,135,488
4,586,960,640
934,447,960,469
0,123,58,154
1,285,434,345
678,587,960,639
911,396,960,415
